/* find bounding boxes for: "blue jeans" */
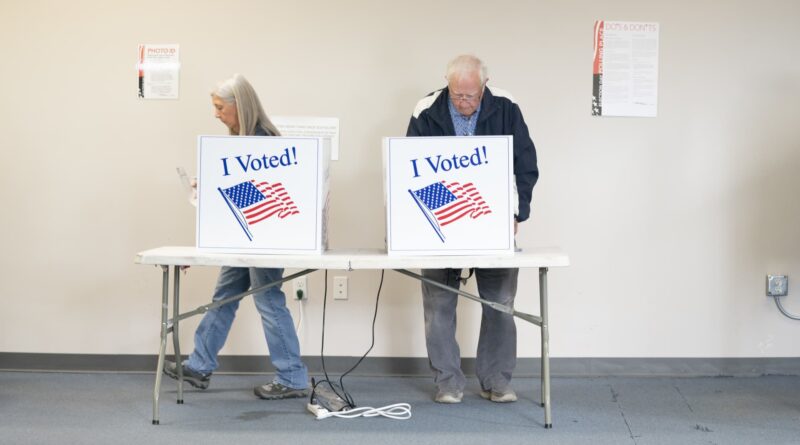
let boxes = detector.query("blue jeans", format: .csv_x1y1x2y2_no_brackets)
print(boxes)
421,268,519,393
185,266,308,389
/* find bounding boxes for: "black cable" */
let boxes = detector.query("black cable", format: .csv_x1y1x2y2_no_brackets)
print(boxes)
337,270,385,406
320,269,330,383
312,270,352,409
310,270,386,410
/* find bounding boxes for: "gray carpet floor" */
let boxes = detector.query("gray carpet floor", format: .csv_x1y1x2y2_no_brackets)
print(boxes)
1,371,798,444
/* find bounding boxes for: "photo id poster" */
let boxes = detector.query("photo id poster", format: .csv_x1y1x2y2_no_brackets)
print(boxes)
196,136,329,254
137,44,180,99
385,136,514,256
592,21,659,117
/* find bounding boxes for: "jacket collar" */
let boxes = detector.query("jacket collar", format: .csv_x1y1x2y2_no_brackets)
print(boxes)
429,86,499,135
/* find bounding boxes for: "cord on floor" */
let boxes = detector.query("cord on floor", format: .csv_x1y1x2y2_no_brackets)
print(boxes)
307,402,411,420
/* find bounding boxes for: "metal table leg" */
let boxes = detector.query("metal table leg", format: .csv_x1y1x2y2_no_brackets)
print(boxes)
150,267,316,424
172,267,183,404
539,267,552,428
152,266,169,425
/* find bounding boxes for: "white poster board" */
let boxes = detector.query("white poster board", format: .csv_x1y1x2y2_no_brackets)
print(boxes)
592,21,659,117
196,136,329,254
385,136,514,256
271,116,340,160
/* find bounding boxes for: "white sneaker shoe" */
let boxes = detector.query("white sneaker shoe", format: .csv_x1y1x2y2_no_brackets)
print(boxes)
434,390,463,404
480,388,518,403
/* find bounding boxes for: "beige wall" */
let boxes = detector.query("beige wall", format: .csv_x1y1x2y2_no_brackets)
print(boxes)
1,0,798,358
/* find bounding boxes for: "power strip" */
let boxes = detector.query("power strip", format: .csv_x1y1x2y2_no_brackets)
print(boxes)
307,403,330,419
311,384,349,412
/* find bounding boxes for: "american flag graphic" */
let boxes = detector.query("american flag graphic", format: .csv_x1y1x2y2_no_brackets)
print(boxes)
218,180,299,240
409,181,491,242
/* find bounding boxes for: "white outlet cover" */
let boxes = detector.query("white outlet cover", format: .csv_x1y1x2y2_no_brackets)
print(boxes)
293,277,308,300
333,276,348,300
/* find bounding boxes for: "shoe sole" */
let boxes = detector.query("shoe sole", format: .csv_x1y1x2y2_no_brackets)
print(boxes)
434,392,463,404
253,388,308,400
163,367,209,390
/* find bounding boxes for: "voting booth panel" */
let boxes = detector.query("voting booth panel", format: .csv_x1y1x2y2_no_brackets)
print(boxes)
196,136,329,254
385,136,514,256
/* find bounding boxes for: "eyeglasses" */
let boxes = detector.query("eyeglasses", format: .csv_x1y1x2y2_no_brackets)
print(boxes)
450,92,481,102
449,84,485,103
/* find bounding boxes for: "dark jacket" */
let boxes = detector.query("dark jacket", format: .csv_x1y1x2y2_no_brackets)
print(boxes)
406,86,539,222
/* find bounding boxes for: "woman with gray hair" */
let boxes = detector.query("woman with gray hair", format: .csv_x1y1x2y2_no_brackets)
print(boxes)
211,74,281,136
164,74,309,400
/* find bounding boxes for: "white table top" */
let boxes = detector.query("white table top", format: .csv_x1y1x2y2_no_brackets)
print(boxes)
135,246,569,270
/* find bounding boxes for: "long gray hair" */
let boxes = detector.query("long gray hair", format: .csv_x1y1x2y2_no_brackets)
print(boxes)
211,74,281,136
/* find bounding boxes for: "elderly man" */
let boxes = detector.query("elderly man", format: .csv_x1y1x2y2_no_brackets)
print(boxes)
406,54,539,404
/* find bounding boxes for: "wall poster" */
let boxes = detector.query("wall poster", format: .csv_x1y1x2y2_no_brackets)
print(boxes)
592,21,659,117
137,44,180,99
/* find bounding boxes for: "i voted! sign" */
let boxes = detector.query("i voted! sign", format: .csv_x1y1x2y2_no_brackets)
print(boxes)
197,136,329,254
384,136,514,255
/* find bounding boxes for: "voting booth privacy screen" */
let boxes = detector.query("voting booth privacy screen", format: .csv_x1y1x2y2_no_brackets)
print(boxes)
197,136,329,254
385,136,514,255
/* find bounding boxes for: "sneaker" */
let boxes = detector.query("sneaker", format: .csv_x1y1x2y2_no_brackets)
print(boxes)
434,389,463,404
163,360,210,389
254,382,308,400
480,388,518,403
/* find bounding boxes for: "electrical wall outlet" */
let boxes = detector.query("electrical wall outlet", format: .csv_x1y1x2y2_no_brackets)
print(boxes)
293,277,308,300
333,276,348,300
766,275,788,297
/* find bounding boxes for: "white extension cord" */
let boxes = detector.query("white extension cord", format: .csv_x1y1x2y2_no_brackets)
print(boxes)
294,298,304,335
307,403,411,420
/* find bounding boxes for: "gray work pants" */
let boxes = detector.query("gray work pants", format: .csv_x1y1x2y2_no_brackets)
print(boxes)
421,267,519,393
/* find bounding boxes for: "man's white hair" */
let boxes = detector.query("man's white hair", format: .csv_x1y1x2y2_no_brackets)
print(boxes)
446,54,488,84
211,74,281,136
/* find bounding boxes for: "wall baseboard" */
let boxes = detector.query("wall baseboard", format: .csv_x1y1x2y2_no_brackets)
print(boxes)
1,353,798,377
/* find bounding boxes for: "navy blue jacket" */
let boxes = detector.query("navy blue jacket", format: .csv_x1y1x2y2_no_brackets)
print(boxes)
406,86,539,222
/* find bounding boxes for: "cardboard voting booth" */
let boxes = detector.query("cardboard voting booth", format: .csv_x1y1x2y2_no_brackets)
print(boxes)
385,136,514,256
197,136,329,254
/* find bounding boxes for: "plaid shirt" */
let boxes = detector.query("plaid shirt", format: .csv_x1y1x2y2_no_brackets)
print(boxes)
448,98,481,136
